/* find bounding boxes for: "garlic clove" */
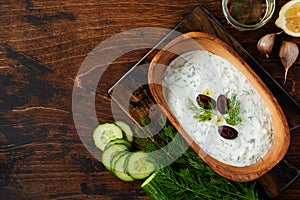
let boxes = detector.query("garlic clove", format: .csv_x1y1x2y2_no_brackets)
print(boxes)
257,32,282,58
279,41,299,84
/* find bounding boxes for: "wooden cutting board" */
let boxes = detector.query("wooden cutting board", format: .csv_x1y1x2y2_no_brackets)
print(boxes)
109,6,300,198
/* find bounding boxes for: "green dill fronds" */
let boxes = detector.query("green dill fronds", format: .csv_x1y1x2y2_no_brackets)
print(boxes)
225,93,243,125
187,98,213,122
140,116,151,126
138,118,259,200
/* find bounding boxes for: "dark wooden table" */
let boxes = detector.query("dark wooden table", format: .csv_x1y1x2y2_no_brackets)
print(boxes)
1,0,300,199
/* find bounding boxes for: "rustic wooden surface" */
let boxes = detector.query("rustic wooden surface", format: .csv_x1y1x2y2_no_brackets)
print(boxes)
1,0,300,199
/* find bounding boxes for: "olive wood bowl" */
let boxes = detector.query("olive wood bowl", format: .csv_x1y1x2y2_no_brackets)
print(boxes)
148,32,290,182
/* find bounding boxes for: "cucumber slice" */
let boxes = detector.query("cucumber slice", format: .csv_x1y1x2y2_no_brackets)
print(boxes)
113,152,135,182
106,138,132,150
126,151,155,179
93,123,123,151
115,121,134,143
110,151,127,172
101,144,129,171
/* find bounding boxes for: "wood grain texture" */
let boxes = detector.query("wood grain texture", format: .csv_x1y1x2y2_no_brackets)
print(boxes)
0,0,299,199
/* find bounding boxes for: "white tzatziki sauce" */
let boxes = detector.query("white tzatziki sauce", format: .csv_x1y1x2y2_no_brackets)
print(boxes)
162,50,274,167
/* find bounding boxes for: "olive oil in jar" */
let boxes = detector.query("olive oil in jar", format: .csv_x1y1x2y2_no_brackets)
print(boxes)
227,0,267,25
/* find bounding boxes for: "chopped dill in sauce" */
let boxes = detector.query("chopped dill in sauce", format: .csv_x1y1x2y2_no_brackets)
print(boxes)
162,50,274,167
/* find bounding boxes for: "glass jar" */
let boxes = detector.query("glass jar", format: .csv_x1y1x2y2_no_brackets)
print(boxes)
222,0,276,31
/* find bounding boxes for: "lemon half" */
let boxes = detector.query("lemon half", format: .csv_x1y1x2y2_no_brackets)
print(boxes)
276,0,300,37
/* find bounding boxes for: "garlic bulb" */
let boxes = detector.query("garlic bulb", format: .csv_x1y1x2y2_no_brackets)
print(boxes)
257,32,281,58
279,41,299,84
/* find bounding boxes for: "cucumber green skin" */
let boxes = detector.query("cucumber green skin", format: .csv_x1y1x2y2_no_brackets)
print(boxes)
93,123,123,151
126,151,155,180
114,121,134,143
110,151,127,171
105,138,132,150
141,172,169,200
112,152,134,182
101,144,129,171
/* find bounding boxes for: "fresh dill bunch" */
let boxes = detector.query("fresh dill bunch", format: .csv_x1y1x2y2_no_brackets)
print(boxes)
152,153,259,200
138,118,259,200
134,116,188,166
225,93,243,125
187,98,214,122
134,116,160,152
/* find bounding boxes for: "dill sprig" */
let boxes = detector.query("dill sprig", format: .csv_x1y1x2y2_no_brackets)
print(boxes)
187,98,213,122
134,117,162,152
225,94,243,125
134,116,189,167
137,118,259,199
